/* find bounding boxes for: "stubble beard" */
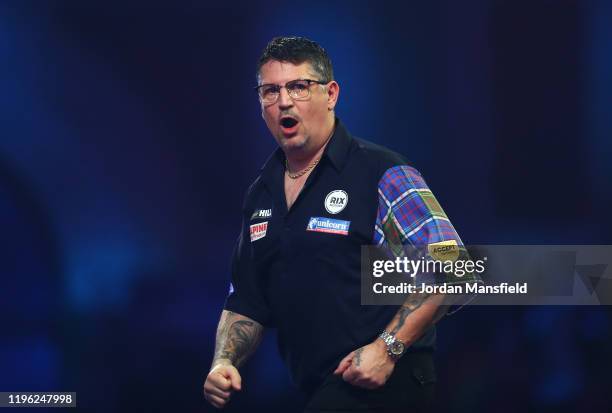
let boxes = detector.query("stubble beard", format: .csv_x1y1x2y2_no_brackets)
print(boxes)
278,132,309,155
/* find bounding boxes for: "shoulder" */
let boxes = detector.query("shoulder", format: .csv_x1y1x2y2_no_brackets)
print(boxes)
348,136,424,184
239,175,265,212
240,147,281,209
352,137,410,167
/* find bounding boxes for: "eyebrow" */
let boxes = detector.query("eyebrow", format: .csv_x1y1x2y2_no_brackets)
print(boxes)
258,73,318,85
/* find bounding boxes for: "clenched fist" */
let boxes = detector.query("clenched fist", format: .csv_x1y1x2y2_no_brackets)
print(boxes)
203,363,242,408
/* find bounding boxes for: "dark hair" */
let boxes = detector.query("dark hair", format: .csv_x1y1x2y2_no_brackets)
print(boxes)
256,36,334,83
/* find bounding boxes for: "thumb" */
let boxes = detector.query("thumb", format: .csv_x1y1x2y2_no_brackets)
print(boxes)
333,352,354,375
224,366,242,391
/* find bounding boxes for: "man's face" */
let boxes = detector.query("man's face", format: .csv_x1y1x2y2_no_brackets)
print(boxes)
258,60,337,155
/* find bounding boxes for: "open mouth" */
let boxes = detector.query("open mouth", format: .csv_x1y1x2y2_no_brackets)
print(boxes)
280,117,298,128
280,116,299,135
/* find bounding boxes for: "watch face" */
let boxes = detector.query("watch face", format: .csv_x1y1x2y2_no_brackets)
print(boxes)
390,341,405,355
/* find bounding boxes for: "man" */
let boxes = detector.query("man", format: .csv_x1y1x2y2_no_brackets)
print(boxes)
204,36,470,412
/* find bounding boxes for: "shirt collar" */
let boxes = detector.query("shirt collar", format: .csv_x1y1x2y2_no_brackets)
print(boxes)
260,117,353,186
323,117,352,172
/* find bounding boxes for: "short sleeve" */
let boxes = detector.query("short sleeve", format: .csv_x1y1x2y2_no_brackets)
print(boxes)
223,212,274,327
373,165,481,314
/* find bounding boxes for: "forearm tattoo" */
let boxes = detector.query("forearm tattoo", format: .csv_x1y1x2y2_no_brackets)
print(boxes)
403,291,433,311
391,305,413,335
389,292,446,335
212,310,263,368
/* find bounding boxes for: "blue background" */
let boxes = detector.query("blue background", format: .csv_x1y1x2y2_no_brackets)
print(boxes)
1,1,611,411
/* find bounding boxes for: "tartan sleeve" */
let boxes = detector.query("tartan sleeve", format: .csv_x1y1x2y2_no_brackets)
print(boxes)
374,165,462,248
373,165,479,314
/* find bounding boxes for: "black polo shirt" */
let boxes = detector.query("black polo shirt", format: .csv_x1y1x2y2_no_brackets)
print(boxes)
224,118,464,394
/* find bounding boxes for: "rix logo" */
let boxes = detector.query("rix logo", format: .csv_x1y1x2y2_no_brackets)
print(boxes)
324,190,348,214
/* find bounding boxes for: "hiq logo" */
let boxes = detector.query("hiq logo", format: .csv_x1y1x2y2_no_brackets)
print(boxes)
306,217,350,236
251,208,272,220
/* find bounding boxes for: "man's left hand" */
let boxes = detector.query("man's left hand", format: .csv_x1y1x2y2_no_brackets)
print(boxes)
332,339,395,389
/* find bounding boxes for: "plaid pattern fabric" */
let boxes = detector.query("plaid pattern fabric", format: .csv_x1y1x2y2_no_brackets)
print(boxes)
373,166,481,308
374,165,462,248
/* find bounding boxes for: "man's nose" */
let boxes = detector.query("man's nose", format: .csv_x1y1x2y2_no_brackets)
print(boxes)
277,87,293,109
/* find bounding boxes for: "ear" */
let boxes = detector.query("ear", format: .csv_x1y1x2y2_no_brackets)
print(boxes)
326,81,340,111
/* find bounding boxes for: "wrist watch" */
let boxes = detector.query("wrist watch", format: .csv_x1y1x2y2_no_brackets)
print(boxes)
379,330,406,360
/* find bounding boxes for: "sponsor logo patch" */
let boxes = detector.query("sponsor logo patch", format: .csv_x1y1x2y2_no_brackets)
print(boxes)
428,240,460,262
306,217,350,236
250,221,268,242
251,208,272,220
324,190,348,214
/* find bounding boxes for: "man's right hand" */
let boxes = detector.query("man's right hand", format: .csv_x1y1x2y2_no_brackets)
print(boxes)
203,363,242,409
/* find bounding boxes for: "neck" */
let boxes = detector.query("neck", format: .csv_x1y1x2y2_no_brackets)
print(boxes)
286,119,335,173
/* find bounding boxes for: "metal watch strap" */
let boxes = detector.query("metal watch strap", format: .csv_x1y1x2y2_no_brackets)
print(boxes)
379,330,395,346
379,330,405,360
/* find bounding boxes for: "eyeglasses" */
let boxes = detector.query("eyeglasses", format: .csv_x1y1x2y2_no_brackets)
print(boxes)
255,79,328,104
